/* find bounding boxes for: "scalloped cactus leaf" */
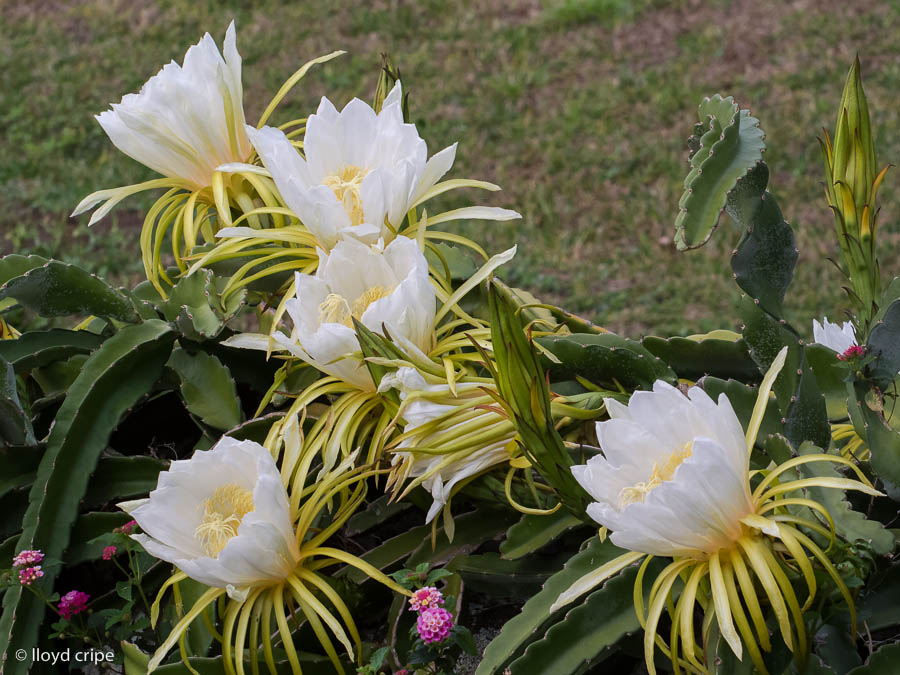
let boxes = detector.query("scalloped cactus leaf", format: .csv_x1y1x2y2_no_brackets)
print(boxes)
0,255,50,285
729,163,798,317
0,319,175,674
500,510,585,560
865,299,900,389
675,95,766,249
642,335,760,382
0,329,104,372
161,269,247,341
506,558,664,675
477,537,626,675
847,642,900,674
806,344,852,419
168,348,242,431
0,259,137,321
0,357,36,447
536,333,676,391
849,381,900,499
740,296,829,448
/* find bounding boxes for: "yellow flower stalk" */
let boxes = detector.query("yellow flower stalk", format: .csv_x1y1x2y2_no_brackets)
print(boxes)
551,348,883,675
121,425,408,675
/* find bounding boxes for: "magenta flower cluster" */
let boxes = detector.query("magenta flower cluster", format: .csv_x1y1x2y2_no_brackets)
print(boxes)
408,586,453,645
58,590,90,619
12,549,46,587
12,549,44,567
417,607,454,644
409,586,444,612
102,545,117,560
838,345,865,361
18,566,44,586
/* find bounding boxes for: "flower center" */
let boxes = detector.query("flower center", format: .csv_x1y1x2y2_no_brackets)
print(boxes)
195,483,255,557
322,165,370,227
618,442,693,508
318,285,394,327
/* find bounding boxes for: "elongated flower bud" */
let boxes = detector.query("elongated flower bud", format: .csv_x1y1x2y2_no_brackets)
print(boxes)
820,57,889,331
827,56,879,237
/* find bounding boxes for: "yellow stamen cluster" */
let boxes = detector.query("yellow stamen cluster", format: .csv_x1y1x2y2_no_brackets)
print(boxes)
317,286,394,327
194,483,255,557
619,442,693,507
322,165,370,227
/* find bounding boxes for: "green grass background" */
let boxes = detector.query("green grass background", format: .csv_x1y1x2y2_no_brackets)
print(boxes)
2,0,899,337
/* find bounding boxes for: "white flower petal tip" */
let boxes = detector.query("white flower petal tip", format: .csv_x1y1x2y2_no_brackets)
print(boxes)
573,379,754,558
122,436,299,592
812,317,857,354
249,85,455,249
93,23,251,190
276,235,435,390
215,162,271,177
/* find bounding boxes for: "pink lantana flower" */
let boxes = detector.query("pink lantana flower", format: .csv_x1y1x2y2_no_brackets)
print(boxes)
409,586,444,612
416,607,453,644
102,546,117,561
58,590,90,619
12,549,44,567
18,566,44,586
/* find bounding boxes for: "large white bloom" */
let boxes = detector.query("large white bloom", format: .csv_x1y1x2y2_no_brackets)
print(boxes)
120,437,299,601
812,316,857,354
274,235,435,390
382,368,512,523
91,21,251,189
246,82,457,248
571,381,754,558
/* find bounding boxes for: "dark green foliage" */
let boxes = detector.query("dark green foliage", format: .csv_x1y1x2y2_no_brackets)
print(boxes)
642,334,760,382
0,320,176,674
0,256,137,321
537,332,676,391
675,95,766,249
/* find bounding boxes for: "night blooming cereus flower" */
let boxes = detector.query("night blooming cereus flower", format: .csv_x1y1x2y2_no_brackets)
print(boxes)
125,420,409,673
222,81,520,250
58,590,90,620
228,235,436,390
72,22,342,294
812,317,857,354
552,347,883,675
383,367,514,523
120,436,299,602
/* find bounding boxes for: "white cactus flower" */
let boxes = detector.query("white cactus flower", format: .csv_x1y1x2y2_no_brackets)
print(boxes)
571,380,755,558
119,437,299,601
80,21,250,199
270,235,435,389
246,82,518,248
382,367,513,523
812,317,857,354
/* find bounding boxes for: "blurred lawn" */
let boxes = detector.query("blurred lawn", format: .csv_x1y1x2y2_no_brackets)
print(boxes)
2,0,899,336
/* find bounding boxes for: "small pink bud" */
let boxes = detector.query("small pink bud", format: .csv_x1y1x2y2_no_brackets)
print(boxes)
102,546,117,561
115,520,138,535
838,345,865,361
18,566,44,586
